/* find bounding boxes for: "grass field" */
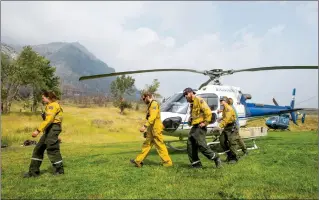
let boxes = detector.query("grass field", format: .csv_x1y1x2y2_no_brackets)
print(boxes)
1,102,318,199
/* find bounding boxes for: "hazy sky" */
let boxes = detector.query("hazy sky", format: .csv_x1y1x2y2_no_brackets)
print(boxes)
1,1,318,108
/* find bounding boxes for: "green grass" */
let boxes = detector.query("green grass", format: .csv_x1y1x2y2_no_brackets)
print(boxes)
1,103,318,199
1,131,318,199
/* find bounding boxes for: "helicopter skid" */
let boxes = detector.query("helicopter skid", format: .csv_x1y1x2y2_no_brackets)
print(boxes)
165,140,188,151
165,127,266,153
166,137,259,154
207,138,258,155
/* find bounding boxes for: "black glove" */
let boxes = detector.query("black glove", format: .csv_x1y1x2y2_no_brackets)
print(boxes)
41,112,46,120
211,127,222,135
187,117,192,126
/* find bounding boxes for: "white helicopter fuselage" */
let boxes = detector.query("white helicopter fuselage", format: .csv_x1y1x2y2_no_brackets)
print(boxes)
160,84,248,136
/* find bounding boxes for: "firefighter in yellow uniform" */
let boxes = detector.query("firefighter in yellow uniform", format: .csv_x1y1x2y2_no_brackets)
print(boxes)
218,96,240,164
24,91,64,178
183,88,221,168
227,97,248,156
130,92,173,167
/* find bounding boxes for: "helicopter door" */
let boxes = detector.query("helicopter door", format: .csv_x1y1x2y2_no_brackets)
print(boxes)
196,93,219,126
182,104,191,129
160,92,189,130
279,115,290,126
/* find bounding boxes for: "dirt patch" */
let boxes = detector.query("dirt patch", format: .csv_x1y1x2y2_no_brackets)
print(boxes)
16,126,37,134
91,119,114,128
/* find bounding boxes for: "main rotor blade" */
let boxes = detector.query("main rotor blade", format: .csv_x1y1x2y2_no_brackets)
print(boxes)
233,66,318,73
79,68,205,81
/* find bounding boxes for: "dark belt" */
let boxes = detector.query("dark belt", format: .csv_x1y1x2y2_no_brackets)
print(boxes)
192,123,207,128
50,123,61,127
225,122,236,128
44,123,61,134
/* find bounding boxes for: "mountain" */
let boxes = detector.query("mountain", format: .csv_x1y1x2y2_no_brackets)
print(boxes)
1,43,19,59
1,39,142,100
30,42,117,95
1,41,113,96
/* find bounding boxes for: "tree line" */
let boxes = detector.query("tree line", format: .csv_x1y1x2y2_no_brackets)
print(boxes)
1,46,162,114
1,46,60,113
110,75,161,114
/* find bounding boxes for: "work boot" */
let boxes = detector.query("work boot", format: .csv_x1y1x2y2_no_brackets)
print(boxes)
23,171,39,178
130,159,143,167
228,157,238,164
242,150,249,157
191,161,202,169
163,161,173,167
228,160,237,164
53,162,64,175
53,171,64,176
223,151,232,162
25,159,42,178
213,157,222,168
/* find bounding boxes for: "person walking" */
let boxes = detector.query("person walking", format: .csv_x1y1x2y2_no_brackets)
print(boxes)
227,97,248,156
24,90,64,178
130,92,173,167
183,87,221,169
218,96,240,164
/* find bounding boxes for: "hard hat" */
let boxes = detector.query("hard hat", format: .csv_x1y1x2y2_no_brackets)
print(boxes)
219,96,228,102
183,87,196,96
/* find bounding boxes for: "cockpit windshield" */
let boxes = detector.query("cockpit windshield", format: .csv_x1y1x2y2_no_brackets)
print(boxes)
161,92,220,114
161,93,189,114
268,116,278,121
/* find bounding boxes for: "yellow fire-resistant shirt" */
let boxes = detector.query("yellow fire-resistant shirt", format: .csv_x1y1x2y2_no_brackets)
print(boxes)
190,96,212,126
144,100,164,134
37,101,63,133
219,103,236,128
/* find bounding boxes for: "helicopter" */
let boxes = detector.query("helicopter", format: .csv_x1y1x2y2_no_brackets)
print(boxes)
262,111,309,131
265,114,291,131
79,65,318,152
264,93,315,131
263,89,297,131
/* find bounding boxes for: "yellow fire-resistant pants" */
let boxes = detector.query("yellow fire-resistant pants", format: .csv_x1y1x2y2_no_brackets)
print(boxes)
135,130,173,167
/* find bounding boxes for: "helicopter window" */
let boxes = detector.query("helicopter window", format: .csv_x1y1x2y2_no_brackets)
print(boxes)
268,116,278,122
220,105,224,111
161,93,189,114
197,93,219,111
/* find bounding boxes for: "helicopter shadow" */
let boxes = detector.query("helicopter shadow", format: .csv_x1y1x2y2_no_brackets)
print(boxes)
104,149,188,157
133,158,192,169
102,148,193,168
